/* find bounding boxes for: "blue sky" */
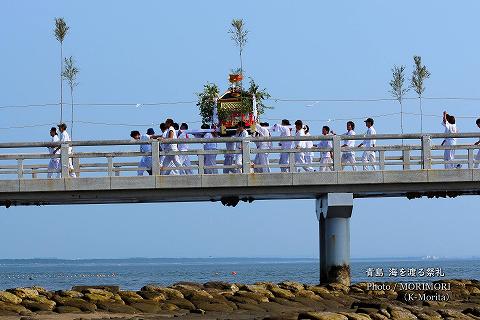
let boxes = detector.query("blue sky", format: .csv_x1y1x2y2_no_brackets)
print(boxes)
0,0,479,259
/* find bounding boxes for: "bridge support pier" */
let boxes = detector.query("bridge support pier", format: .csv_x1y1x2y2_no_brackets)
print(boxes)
316,193,353,286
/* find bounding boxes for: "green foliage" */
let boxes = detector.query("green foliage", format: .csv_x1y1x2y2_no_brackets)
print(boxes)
411,55,430,97
229,19,248,55
196,82,220,124
54,18,69,43
62,56,79,91
389,65,409,102
246,77,272,116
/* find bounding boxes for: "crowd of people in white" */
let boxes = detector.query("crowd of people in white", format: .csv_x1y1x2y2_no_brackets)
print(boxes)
46,113,480,177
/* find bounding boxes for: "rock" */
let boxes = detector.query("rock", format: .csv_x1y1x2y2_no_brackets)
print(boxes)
269,286,295,299
235,290,269,303
193,301,234,312
307,286,332,297
137,290,166,301
0,291,22,304
0,301,29,314
352,301,390,310
96,301,137,314
388,307,416,320
466,285,480,295
369,314,389,320
279,281,305,292
227,295,259,305
463,307,480,317
204,281,239,293
0,310,17,316
160,302,179,311
190,308,206,314
298,311,349,320
172,284,213,300
173,281,204,289
437,308,472,320
293,296,327,310
297,289,322,300
236,303,266,312
327,283,350,294
84,293,114,303
83,288,115,298
52,296,96,312
118,291,143,303
129,301,162,313
338,312,371,320
356,308,379,315
164,298,195,311
72,285,119,293
245,284,275,299
21,299,56,312
7,288,39,300
141,285,184,299
55,290,83,298
54,306,82,313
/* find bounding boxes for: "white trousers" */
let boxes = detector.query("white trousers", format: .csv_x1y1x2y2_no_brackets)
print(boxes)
362,151,376,171
341,153,357,171
254,153,270,173
47,158,60,178
204,154,217,174
444,149,456,169
162,155,182,175
475,150,480,169
295,152,314,172
137,156,152,176
279,153,290,172
319,157,333,172
178,154,194,175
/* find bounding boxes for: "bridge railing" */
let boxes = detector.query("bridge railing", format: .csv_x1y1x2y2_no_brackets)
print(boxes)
0,133,479,179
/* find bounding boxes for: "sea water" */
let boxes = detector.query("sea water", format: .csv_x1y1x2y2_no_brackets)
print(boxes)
0,258,478,291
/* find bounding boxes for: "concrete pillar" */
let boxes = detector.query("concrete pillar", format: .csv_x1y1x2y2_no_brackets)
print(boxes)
316,193,353,286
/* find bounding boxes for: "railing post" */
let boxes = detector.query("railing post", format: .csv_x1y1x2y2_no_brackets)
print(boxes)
332,135,341,171
378,150,385,170
17,159,23,179
151,140,160,175
468,149,474,169
289,151,295,172
60,143,70,178
198,151,205,175
242,139,251,173
421,135,431,170
73,157,80,177
107,157,114,177
402,149,411,170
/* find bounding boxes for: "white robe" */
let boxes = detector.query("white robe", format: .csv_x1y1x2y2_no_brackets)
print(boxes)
361,126,376,171
138,134,152,176
442,121,457,169
317,137,333,172
234,129,249,173
47,135,60,178
60,130,76,177
253,124,271,173
294,128,313,172
342,130,356,171
203,132,217,174
177,131,193,175
272,124,292,172
162,127,182,175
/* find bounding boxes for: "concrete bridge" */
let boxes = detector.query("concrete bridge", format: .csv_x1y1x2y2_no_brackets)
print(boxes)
1,132,479,285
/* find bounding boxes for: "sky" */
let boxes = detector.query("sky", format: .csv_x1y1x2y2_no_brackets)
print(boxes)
0,0,480,259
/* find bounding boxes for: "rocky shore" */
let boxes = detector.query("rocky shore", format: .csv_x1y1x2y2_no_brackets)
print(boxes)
0,279,479,319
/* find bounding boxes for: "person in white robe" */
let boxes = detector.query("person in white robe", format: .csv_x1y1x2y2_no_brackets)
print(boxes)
57,123,76,177
234,121,249,173
441,111,459,169
160,118,182,175
203,125,218,174
341,121,357,171
357,118,377,171
253,122,271,173
304,125,315,171
47,127,61,178
272,119,293,172
475,118,480,169
317,126,333,172
177,123,194,175
293,120,314,172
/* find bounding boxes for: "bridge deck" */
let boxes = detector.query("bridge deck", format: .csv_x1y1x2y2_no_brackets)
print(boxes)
0,132,479,206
